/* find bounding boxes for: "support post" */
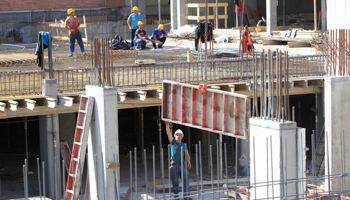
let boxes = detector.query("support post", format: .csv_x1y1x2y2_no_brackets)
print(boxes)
266,0,277,34
40,79,60,199
86,86,119,200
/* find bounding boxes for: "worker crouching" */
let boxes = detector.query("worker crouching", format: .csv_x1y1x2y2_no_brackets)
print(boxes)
134,21,151,50
152,24,167,49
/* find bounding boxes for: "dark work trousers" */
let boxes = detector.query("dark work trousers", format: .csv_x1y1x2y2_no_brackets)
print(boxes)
130,29,137,47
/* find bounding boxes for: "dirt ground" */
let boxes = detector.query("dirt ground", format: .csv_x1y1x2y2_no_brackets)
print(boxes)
0,41,192,73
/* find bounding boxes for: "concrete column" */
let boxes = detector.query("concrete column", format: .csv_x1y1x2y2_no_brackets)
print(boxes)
59,113,77,149
325,77,350,192
170,0,187,30
250,118,298,199
266,0,277,34
86,86,119,200
170,0,177,30
40,79,61,199
138,0,147,25
321,0,327,31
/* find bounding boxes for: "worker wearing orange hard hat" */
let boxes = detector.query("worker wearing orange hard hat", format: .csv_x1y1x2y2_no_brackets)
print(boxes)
127,6,143,48
65,8,84,57
151,24,168,49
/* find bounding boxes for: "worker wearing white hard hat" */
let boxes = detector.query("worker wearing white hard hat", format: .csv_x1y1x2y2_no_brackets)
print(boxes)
151,24,168,49
165,121,192,200
65,8,84,57
127,6,143,48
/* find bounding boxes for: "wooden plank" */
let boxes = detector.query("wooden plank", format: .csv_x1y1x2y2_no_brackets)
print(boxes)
288,42,311,48
262,39,287,45
253,9,260,20
135,59,156,65
245,7,253,20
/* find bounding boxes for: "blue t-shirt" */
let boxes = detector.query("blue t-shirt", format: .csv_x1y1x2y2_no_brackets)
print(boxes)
170,139,187,164
151,29,166,40
128,13,143,29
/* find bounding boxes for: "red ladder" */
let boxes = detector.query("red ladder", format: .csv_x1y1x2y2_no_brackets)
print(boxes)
65,96,94,200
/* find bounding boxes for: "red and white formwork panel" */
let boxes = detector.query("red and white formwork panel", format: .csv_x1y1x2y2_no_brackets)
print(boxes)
162,81,250,139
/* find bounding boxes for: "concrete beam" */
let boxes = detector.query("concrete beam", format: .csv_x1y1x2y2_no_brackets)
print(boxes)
58,96,74,107
0,102,5,112
24,99,36,110
8,100,18,111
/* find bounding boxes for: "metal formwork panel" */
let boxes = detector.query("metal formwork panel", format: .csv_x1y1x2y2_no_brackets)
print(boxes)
162,81,250,139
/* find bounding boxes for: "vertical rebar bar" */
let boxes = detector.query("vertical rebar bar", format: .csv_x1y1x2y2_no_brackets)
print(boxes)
25,159,28,200
161,148,165,199
42,162,46,199
216,140,220,198
144,149,148,195
134,147,138,199
129,151,133,200
37,158,42,199
168,144,171,197
62,160,65,199
181,146,184,199
153,145,156,198
210,145,214,199
270,136,274,199
253,136,256,200
235,138,238,199
266,137,269,199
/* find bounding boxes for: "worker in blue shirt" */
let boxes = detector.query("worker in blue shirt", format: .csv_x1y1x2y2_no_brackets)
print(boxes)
165,122,192,200
151,24,167,48
127,6,143,48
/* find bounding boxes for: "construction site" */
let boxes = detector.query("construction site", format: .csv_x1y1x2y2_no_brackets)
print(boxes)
0,0,349,199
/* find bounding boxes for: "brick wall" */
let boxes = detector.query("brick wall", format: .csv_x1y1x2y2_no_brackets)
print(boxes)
0,0,125,12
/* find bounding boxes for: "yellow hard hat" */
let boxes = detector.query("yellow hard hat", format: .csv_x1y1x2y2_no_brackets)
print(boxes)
67,8,75,15
158,24,164,29
137,21,143,26
133,6,139,11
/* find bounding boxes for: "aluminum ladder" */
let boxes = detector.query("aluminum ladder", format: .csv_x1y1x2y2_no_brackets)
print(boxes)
65,96,94,200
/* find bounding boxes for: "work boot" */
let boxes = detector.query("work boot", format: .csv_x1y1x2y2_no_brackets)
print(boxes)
152,43,157,49
68,53,73,57
158,44,163,48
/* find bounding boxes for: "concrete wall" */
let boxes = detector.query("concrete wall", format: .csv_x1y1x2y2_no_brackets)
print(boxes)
325,77,350,192
0,0,124,12
0,7,124,23
327,0,350,29
250,118,298,199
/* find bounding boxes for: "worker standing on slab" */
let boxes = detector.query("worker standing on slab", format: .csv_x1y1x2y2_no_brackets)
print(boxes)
65,8,84,57
134,21,151,50
151,24,167,49
165,122,192,200
127,6,143,48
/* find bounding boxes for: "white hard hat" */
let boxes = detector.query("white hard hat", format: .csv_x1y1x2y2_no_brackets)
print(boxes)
174,129,183,137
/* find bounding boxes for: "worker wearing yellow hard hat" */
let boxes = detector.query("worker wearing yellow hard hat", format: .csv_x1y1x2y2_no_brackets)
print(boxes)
127,6,143,48
151,24,168,49
65,8,84,57
134,21,151,50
